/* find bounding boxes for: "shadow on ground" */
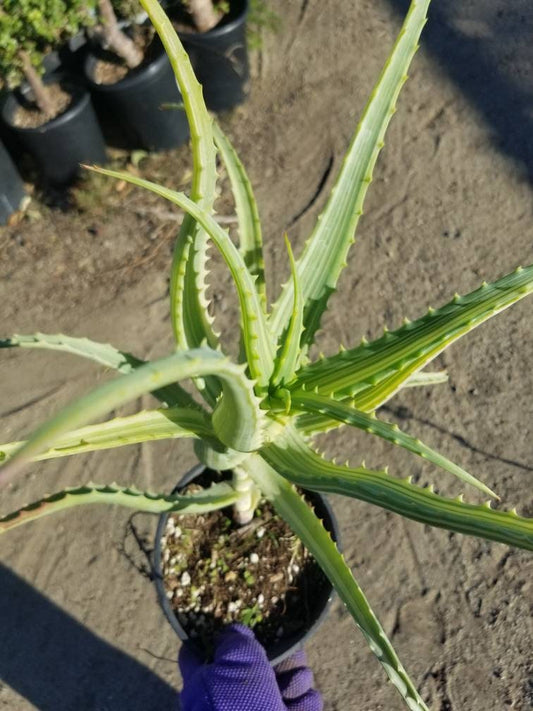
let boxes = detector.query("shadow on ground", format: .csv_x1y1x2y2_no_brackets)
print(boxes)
389,0,533,182
0,564,177,711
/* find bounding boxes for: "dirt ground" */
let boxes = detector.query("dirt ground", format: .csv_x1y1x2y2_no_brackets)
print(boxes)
1,0,533,709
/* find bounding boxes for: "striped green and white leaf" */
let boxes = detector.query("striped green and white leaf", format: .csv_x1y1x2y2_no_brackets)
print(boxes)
88,166,275,390
0,332,198,409
139,0,218,357
270,236,305,388
245,455,429,711
0,407,214,464
0,348,263,482
213,122,266,310
0,482,239,534
289,391,497,498
295,370,448,437
269,0,431,360
290,267,533,406
261,429,533,551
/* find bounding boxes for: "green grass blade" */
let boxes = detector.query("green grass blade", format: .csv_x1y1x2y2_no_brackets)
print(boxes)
269,0,431,356
262,429,533,551
1,348,263,482
246,454,429,711
0,332,198,409
139,0,218,354
0,407,214,464
0,482,239,534
213,122,266,310
290,391,497,499
270,236,305,388
290,266,533,403
87,166,275,389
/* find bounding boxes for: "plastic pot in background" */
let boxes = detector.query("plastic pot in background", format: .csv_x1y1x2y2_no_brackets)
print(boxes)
1,77,107,187
153,464,339,666
175,0,249,112
84,38,189,152
0,140,25,225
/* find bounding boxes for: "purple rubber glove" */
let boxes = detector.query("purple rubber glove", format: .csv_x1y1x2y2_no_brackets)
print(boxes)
179,624,323,711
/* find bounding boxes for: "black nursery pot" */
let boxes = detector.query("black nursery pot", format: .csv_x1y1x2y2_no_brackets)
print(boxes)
84,38,189,152
1,78,106,187
0,140,25,225
176,0,250,112
153,464,340,666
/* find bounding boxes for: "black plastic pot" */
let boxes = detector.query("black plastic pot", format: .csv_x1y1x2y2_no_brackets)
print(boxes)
84,38,189,151
153,464,339,666
1,78,106,187
175,0,249,112
0,140,25,225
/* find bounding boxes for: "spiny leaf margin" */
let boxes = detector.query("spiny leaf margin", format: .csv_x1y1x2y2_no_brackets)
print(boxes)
269,0,431,361
290,266,533,405
86,165,275,389
0,482,239,533
262,429,533,551
1,348,263,482
245,454,429,711
290,391,497,498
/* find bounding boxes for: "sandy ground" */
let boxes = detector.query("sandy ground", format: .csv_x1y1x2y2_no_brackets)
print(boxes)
1,0,533,709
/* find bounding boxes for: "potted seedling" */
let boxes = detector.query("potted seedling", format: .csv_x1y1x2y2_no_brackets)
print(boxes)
1,1,533,708
0,0,106,186
170,0,250,110
84,0,189,150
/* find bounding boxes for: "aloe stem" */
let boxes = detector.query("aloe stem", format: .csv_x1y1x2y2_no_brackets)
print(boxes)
232,466,257,525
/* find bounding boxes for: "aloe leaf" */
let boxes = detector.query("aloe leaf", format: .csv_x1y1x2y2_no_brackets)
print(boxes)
0,348,263,483
0,407,214,464
87,166,275,388
270,236,305,388
0,482,239,534
139,0,218,356
294,370,448,437
262,429,533,551
0,332,198,409
246,455,429,711
269,0,431,358
291,266,533,405
290,391,497,499
212,122,266,309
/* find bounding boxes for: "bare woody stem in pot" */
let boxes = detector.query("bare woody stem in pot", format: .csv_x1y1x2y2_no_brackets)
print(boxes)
18,50,55,116
97,0,143,68
187,0,222,33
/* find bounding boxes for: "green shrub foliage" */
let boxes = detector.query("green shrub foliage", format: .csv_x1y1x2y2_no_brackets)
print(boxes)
0,0,146,89
0,0,95,88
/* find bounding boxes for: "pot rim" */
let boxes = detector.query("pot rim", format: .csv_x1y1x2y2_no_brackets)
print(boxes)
1,77,90,135
153,463,340,667
84,37,174,93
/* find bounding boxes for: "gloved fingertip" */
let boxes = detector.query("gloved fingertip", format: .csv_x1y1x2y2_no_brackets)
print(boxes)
285,689,323,711
214,623,269,667
276,666,315,698
274,649,307,673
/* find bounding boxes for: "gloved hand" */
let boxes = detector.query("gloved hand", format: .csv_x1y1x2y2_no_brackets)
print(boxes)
179,624,323,711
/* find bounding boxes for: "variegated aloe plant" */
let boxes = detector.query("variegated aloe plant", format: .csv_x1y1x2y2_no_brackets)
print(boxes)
1,1,533,708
